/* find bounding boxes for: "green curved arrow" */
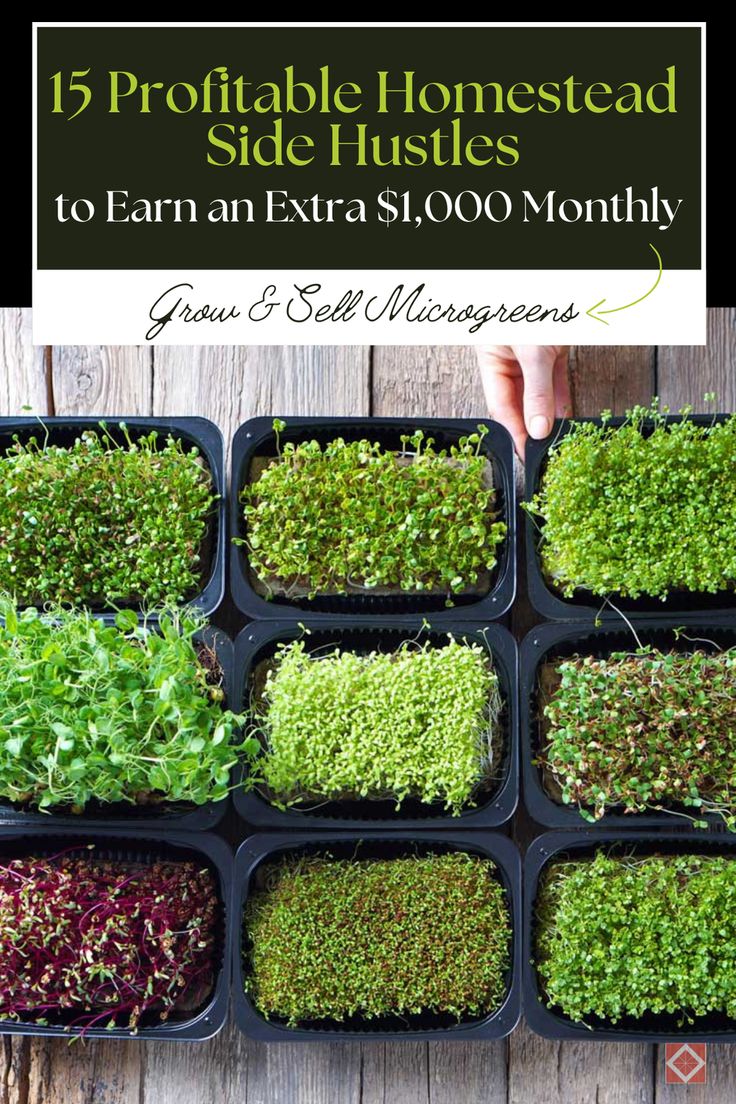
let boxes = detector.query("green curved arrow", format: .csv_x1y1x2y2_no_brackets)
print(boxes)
587,244,663,326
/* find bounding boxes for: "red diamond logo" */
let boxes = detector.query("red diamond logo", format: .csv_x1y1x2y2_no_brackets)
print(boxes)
665,1043,707,1084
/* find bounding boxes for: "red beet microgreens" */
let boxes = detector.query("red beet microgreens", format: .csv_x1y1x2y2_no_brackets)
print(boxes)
0,848,219,1033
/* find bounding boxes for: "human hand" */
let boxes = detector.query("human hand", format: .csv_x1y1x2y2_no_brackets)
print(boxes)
476,346,571,458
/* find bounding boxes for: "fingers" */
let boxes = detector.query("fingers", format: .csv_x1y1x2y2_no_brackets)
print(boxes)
515,346,557,441
553,349,572,418
476,347,527,458
476,345,572,460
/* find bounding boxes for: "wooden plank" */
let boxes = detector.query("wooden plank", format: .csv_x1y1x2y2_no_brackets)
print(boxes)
570,345,656,415
657,307,736,411
51,345,153,415
151,344,371,475
0,308,48,415
140,1024,249,1104
25,1040,142,1104
0,1037,29,1104
372,346,485,417
508,1022,653,1104
361,1043,428,1104
243,1042,361,1104
429,1041,507,1104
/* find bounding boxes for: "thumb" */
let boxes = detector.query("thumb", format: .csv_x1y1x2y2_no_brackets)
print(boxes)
515,346,557,440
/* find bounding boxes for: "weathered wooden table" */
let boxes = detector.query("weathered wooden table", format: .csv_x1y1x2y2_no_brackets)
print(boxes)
0,307,735,1104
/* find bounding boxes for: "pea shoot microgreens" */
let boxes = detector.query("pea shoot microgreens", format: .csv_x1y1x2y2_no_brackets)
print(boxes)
0,598,254,812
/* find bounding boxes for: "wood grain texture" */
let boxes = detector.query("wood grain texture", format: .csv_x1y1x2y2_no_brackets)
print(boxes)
51,346,153,415
657,307,736,411
140,1024,249,1104
0,308,48,415
241,1042,361,1104
26,1039,141,1104
151,344,370,475
508,1023,653,1104
429,1041,507,1104
372,346,485,418
570,346,656,416
360,1043,427,1104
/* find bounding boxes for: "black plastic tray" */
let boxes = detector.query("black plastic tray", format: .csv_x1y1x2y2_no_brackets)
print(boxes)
524,414,735,621
521,618,736,831
0,416,226,619
525,829,736,1042
232,830,521,1041
232,619,518,829
0,624,234,831
230,416,515,620
0,826,231,1041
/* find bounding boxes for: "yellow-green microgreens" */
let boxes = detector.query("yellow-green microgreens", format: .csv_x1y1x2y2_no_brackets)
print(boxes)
238,422,505,599
248,636,500,813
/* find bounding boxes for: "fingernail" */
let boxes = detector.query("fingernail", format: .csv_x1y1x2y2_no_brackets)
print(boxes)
530,415,550,439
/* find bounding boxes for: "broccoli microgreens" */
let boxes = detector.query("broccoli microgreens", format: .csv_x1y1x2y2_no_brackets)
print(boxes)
524,399,736,599
536,851,736,1024
0,423,215,606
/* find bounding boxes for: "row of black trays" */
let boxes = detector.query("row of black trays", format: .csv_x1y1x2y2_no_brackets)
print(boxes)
0,617,517,832
1,414,516,621
6,412,733,623
8,613,736,833
8,825,734,1043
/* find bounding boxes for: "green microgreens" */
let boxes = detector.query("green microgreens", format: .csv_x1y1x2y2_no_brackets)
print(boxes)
536,852,736,1024
524,400,736,599
237,422,505,599
540,646,736,830
0,423,216,606
0,596,253,812
247,636,501,814
245,852,511,1024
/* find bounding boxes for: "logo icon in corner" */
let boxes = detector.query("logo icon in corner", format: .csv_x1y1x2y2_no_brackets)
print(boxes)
665,1043,707,1084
